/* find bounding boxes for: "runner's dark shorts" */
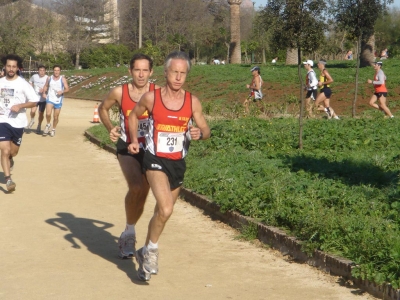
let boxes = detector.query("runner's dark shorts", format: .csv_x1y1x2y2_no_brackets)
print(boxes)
143,151,186,190
116,138,145,169
375,92,387,98
320,87,332,98
306,90,317,100
0,123,24,146
37,101,46,113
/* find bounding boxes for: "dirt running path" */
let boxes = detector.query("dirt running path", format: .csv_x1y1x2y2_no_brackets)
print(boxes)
0,99,376,300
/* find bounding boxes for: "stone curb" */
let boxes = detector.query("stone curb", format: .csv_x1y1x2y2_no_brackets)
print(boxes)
84,130,400,300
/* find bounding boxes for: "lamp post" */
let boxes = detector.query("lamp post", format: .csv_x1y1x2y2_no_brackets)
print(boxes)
139,0,142,48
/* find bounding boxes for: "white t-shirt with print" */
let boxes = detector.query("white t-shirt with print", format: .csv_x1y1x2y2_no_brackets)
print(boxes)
29,74,48,102
0,76,39,128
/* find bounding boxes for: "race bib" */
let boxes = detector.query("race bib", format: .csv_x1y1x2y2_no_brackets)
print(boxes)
137,119,148,138
0,88,14,117
157,132,185,153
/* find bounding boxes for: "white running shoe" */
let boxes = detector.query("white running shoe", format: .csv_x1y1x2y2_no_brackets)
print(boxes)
50,129,55,137
6,179,16,192
43,124,51,136
118,232,136,259
135,247,159,281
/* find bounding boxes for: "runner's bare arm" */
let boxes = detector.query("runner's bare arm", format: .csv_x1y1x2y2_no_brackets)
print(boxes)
42,77,50,98
10,101,37,112
190,95,210,141
127,91,154,153
62,77,70,93
98,87,123,142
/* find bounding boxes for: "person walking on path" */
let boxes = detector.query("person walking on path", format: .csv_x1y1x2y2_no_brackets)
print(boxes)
41,65,69,137
244,66,263,114
128,51,211,281
27,65,48,133
98,53,160,259
303,60,318,118
0,54,38,192
315,60,340,120
367,61,394,118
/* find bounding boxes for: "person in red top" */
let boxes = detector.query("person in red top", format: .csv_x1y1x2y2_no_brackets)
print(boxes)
98,53,160,260
367,61,394,118
128,51,210,281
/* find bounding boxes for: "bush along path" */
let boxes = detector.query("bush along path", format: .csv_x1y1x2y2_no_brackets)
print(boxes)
86,115,400,300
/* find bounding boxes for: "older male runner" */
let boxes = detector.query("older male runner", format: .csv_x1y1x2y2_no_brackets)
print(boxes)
98,53,160,259
0,54,38,192
128,51,211,281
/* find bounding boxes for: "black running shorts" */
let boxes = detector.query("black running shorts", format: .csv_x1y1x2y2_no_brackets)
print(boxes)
143,151,186,190
0,123,23,146
116,138,145,168
306,90,317,100
374,92,387,98
37,101,46,113
321,87,332,98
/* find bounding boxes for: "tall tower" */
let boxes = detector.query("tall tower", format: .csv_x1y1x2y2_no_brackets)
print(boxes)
104,0,119,42
227,0,242,64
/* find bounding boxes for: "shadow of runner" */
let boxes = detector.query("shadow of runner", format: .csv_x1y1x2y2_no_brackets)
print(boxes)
45,212,147,285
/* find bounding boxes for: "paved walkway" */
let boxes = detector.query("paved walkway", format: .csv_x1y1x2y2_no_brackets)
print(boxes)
0,99,376,300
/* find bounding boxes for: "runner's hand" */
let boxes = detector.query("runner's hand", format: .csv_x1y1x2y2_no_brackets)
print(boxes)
10,104,21,113
128,141,140,154
109,126,121,142
189,125,202,140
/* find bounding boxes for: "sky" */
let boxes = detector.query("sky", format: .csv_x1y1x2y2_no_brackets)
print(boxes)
253,0,400,9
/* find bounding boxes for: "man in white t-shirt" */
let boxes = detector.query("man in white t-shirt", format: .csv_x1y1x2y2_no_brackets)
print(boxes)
28,65,48,133
0,54,38,192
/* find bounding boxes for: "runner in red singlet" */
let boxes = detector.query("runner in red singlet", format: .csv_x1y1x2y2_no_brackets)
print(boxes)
367,61,394,118
128,51,210,281
98,54,160,260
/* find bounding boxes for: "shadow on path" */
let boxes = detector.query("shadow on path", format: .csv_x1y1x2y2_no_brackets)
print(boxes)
45,212,147,285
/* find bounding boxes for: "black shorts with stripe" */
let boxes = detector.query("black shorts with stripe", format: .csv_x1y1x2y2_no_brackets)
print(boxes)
143,151,186,190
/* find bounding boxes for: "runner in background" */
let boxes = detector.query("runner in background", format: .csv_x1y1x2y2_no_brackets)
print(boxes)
28,65,48,133
244,66,263,114
303,60,318,118
315,60,340,120
42,65,69,137
367,61,394,118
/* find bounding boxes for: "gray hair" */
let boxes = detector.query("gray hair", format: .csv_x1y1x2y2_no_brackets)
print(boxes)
164,51,191,73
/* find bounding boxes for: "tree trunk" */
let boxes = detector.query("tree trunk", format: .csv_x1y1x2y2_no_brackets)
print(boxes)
75,51,80,69
297,47,303,149
262,47,266,64
353,35,362,117
360,34,375,67
286,48,297,65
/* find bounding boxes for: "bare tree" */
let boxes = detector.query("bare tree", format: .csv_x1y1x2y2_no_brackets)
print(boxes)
51,0,115,68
